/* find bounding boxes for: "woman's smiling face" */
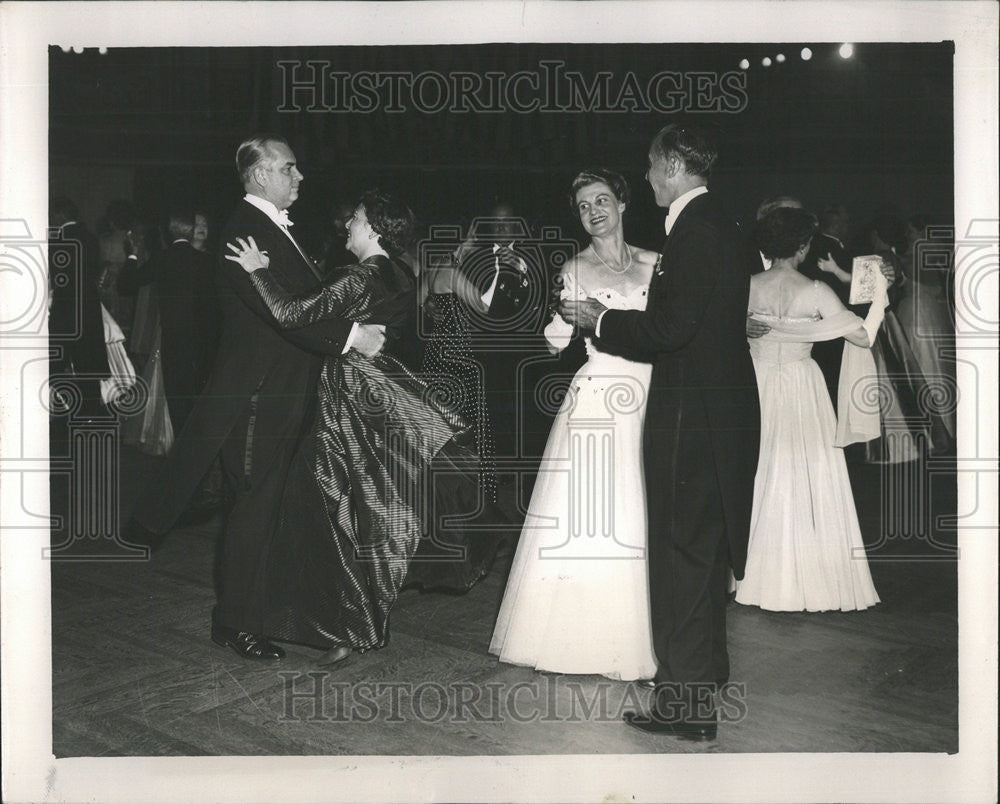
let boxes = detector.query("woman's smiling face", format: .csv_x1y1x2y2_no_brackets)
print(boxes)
576,181,625,237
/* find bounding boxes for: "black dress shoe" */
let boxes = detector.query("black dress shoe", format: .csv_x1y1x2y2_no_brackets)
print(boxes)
316,645,352,667
622,708,718,742
211,623,285,660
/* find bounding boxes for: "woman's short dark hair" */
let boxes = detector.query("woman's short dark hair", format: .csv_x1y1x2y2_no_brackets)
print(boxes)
359,189,416,256
753,207,819,261
569,168,630,211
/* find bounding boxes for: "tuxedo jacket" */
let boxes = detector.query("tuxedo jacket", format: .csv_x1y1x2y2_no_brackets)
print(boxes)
461,242,536,325
140,199,353,530
151,241,220,381
598,192,761,576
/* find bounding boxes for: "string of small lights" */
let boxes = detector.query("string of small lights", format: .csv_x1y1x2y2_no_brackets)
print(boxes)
738,44,855,71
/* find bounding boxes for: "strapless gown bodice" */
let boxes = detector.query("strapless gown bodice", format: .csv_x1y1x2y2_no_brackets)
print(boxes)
583,284,649,361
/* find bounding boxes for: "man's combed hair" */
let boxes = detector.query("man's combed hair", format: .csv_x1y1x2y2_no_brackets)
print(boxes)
753,207,819,261
651,123,718,178
569,167,631,211
168,209,196,241
236,134,289,185
359,189,416,257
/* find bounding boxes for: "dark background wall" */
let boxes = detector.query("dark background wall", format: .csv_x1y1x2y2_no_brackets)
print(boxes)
50,42,953,254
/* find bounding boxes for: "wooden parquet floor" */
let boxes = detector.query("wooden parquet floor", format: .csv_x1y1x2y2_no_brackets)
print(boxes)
51,448,958,756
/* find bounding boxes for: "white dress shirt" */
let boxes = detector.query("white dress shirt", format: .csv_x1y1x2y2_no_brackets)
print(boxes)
480,241,526,309
243,193,357,352
595,185,708,337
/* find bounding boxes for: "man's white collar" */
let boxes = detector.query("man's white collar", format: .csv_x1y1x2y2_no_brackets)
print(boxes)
244,193,293,227
664,185,709,235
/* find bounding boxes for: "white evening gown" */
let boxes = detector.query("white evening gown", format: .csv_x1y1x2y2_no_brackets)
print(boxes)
735,308,880,612
490,283,658,680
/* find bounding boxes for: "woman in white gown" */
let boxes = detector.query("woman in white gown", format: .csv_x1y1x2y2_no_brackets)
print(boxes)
737,208,884,612
490,169,660,680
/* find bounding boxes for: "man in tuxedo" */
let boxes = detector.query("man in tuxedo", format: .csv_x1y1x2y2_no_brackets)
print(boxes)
562,124,760,741
48,196,110,424
130,135,386,660
798,204,857,405
150,209,220,433
458,202,547,460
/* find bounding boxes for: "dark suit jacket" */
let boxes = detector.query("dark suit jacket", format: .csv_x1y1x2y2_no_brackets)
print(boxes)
461,242,535,324
140,199,353,530
48,222,110,380
151,240,219,384
598,192,760,576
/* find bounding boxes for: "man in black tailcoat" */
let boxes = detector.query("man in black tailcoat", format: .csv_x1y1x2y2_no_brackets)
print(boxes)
150,209,220,433
798,204,857,406
458,202,547,461
129,135,386,660
562,124,761,741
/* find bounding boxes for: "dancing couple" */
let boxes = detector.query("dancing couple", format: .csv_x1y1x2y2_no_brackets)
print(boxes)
493,124,885,740
133,134,500,666
491,125,761,740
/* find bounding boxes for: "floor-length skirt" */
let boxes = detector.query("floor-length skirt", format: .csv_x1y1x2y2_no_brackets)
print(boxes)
864,309,953,463
421,293,497,502
262,350,501,651
736,355,880,611
121,326,174,456
894,283,956,446
490,350,658,680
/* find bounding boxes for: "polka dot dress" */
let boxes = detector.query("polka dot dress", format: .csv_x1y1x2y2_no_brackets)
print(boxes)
421,293,498,503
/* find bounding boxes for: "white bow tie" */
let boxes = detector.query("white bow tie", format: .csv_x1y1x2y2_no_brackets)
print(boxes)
276,209,293,228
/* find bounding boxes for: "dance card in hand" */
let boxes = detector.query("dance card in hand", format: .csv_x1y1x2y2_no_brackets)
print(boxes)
849,255,885,305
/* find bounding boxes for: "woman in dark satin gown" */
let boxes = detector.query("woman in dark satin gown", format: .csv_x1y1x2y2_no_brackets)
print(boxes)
226,190,500,664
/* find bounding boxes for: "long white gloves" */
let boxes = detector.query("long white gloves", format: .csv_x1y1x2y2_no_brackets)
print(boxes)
543,271,581,351
862,267,889,346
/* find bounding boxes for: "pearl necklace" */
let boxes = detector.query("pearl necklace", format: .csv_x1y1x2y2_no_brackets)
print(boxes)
593,242,633,274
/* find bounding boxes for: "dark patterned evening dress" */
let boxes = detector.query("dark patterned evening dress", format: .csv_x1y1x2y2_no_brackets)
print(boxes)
251,254,500,652
420,292,498,502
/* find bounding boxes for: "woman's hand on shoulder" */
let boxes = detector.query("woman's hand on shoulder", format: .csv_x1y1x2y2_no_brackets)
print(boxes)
225,236,270,273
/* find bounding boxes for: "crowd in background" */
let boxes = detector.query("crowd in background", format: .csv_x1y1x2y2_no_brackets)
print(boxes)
48,186,957,529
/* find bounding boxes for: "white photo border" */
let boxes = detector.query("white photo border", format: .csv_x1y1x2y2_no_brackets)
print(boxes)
1,1,997,802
